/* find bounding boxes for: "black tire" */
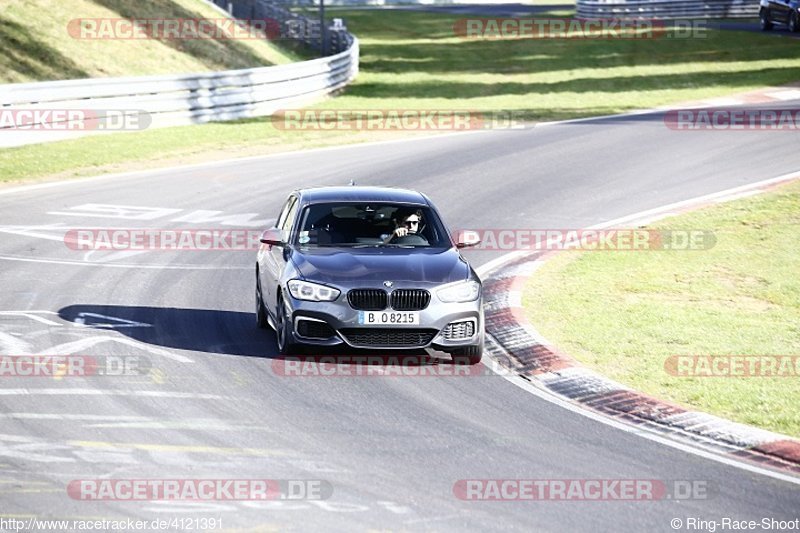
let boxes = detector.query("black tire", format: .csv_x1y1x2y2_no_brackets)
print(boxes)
255,274,269,329
275,292,300,355
790,12,799,33
760,9,773,30
451,339,483,366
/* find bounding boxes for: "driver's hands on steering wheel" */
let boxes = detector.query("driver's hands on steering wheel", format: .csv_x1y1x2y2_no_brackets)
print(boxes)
393,227,410,238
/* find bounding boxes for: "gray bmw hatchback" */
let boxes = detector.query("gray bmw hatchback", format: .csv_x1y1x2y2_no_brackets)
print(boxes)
255,186,484,364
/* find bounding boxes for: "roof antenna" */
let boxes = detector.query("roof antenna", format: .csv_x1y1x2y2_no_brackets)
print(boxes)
349,179,356,186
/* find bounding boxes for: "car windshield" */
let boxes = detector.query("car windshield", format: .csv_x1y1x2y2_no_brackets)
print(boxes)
294,203,451,248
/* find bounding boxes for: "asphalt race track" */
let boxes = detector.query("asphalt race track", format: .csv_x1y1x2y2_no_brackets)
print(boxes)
1,104,799,531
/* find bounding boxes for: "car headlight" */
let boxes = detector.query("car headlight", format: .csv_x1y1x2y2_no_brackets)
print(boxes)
437,280,481,303
287,280,340,302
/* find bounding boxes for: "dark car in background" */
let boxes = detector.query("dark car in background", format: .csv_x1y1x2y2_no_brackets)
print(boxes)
255,186,484,364
760,0,800,31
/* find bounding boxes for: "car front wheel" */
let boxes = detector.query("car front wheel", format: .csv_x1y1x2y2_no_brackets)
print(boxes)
760,9,774,30
275,292,300,355
256,274,269,329
451,338,483,366
789,12,799,32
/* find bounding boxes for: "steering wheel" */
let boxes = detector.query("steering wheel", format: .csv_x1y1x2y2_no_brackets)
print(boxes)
389,234,429,246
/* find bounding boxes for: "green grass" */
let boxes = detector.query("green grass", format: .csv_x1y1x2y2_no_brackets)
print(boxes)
3,9,800,182
0,0,299,83
522,180,800,437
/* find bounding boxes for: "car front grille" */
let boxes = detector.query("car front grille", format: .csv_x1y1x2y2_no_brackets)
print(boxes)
389,289,431,311
347,289,387,311
339,328,437,347
348,288,432,311
443,320,475,340
296,318,335,339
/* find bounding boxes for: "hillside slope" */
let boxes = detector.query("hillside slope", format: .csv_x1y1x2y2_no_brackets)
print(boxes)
0,0,301,84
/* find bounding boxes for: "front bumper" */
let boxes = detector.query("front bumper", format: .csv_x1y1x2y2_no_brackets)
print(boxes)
285,293,484,351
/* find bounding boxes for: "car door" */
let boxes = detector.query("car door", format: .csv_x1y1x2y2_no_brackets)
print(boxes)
264,195,299,311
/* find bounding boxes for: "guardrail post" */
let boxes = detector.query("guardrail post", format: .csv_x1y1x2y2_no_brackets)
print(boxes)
319,0,327,57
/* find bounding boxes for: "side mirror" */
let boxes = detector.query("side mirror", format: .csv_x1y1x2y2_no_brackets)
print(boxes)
455,230,481,248
260,228,284,246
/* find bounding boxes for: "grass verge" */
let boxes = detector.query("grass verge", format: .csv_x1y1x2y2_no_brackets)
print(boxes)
522,179,800,437
3,10,800,182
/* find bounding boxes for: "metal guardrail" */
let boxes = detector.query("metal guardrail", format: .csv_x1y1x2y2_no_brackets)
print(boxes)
0,1,358,148
576,0,759,19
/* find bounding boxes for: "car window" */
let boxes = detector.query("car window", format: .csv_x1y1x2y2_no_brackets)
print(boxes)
275,195,295,230
280,196,299,242
295,203,449,248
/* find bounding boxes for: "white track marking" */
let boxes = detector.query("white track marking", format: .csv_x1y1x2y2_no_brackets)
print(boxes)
0,443,76,463
0,414,268,432
0,311,62,327
0,389,225,399
47,204,182,220
71,313,151,329
486,355,800,487
477,168,800,485
0,413,148,421
171,210,269,227
478,169,800,276
0,254,248,270
0,333,32,355
764,89,800,101
695,97,743,106
83,250,149,263
0,224,68,243
40,336,192,363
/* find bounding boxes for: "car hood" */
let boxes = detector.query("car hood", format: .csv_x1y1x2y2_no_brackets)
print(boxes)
290,247,471,286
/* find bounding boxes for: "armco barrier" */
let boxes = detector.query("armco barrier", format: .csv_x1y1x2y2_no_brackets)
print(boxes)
0,1,358,148
246,0,758,19
576,0,759,19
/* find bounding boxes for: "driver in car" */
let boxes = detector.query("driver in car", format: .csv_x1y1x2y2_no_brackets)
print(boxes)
383,208,428,244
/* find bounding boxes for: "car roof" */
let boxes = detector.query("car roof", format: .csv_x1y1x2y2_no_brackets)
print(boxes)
295,186,429,206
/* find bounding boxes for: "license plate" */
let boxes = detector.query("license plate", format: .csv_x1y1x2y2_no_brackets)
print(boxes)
358,311,420,325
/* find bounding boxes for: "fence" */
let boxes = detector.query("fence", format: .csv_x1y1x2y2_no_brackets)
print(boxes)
210,0,354,54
